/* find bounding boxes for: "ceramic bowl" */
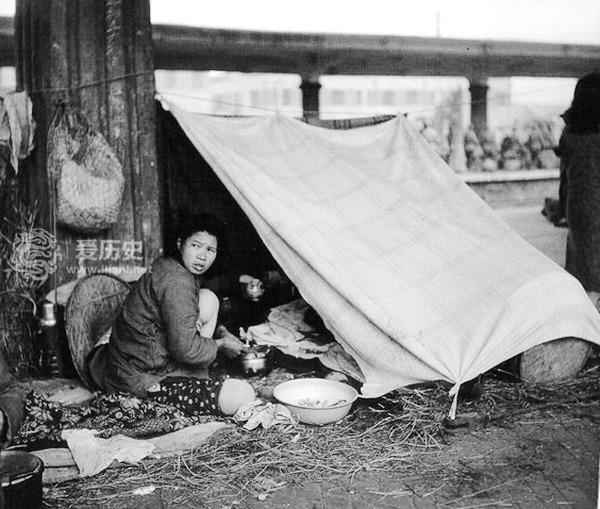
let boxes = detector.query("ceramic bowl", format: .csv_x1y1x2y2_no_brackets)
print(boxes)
273,377,358,425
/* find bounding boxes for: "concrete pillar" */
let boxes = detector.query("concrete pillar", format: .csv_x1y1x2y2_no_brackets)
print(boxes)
468,77,489,140
15,0,161,284
300,75,321,119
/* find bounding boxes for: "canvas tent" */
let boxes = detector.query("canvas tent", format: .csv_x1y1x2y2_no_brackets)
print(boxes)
159,95,600,414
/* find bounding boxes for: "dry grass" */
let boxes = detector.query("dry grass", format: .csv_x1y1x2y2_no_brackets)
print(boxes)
464,361,600,423
0,201,45,376
43,360,600,508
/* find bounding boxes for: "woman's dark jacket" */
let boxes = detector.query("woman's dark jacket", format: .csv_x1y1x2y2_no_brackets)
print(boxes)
89,257,218,396
559,130,600,291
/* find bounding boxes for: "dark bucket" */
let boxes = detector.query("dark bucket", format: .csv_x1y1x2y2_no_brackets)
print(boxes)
0,450,44,509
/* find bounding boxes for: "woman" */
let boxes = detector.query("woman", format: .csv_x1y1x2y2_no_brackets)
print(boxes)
557,72,600,292
88,213,255,416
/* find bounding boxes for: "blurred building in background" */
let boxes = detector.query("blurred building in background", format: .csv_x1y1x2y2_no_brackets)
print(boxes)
0,64,572,172
155,70,574,171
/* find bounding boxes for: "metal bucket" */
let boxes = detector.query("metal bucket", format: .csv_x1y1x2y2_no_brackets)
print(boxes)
0,450,44,509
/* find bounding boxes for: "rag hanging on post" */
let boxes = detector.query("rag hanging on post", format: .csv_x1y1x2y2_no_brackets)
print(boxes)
47,104,125,233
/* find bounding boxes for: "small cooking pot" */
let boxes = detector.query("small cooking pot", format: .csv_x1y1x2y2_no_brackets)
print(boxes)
238,344,272,376
0,450,44,509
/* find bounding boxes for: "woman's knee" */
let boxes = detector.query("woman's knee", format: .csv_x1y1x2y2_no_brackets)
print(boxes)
218,378,256,416
197,289,219,323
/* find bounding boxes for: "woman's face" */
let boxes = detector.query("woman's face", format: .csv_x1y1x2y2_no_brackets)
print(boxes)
177,230,218,276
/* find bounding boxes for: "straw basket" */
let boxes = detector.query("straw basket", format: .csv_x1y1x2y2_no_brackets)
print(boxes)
64,274,130,388
48,105,125,233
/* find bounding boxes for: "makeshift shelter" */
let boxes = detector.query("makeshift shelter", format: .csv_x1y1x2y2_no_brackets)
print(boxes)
158,95,600,414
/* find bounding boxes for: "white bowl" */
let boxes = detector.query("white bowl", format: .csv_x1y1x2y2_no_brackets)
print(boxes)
273,377,358,425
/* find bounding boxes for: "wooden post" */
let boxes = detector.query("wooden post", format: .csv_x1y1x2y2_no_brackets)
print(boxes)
14,0,161,285
468,77,489,141
300,75,321,120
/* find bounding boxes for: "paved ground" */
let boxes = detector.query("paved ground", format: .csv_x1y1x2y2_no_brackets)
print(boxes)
497,205,568,267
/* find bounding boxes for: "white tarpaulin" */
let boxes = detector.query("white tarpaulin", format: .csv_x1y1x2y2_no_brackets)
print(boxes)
162,97,600,409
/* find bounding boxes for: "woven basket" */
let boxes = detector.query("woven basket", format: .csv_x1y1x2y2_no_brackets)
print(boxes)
48,105,125,233
65,274,130,388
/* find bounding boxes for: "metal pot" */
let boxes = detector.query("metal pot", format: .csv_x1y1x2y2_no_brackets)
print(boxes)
0,450,44,509
238,344,272,376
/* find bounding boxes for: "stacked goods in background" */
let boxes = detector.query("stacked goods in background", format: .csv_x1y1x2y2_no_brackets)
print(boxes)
420,119,561,172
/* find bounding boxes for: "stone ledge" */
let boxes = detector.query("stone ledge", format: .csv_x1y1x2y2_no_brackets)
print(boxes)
460,168,559,183
461,169,560,207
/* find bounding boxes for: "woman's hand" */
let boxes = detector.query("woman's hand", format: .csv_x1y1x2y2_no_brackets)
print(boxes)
215,326,248,359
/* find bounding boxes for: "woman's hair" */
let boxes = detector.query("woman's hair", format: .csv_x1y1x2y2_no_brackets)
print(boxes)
166,212,227,275
562,72,600,134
